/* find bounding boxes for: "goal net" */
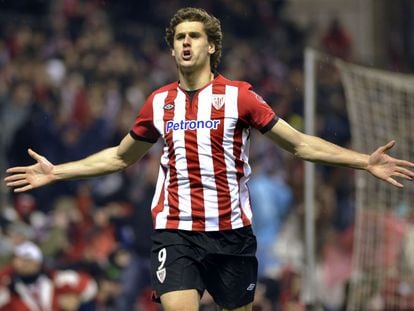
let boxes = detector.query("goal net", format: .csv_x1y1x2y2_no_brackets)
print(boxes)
305,50,414,311
336,60,414,310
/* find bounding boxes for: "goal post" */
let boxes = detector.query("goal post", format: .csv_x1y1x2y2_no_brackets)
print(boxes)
303,47,414,310
303,48,317,305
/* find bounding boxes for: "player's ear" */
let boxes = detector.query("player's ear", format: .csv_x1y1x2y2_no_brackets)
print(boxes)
171,49,175,57
208,43,215,55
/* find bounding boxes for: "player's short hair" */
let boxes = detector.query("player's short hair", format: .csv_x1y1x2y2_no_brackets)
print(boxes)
165,7,223,71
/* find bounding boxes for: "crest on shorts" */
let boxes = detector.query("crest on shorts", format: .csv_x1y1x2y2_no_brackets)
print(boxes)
212,94,225,110
156,268,166,283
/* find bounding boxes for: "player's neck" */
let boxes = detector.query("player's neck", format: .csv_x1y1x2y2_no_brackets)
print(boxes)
178,67,214,91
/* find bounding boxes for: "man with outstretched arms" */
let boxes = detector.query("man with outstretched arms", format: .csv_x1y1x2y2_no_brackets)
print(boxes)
5,7,414,311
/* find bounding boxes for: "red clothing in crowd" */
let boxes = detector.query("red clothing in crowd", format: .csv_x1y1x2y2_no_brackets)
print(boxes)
0,266,97,311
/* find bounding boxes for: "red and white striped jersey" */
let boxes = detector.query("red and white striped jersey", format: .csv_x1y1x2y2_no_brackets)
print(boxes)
130,74,277,231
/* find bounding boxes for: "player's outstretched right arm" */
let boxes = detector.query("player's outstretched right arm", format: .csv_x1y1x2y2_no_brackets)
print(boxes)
266,118,414,188
4,133,153,193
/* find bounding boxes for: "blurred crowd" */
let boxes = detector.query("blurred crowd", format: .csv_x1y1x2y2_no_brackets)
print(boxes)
0,0,368,310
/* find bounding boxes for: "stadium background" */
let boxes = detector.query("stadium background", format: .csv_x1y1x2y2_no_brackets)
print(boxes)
0,0,413,310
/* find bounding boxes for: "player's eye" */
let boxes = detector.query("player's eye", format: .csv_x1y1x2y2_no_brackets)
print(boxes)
189,32,202,39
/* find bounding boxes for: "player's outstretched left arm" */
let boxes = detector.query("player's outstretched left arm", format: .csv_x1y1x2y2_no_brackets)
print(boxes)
266,118,414,188
4,133,153,193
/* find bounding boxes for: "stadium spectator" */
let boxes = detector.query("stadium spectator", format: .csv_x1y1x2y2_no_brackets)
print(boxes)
321,18,353,61
0,241,97,311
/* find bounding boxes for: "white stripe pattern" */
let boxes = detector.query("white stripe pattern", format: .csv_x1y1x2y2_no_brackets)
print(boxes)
239,128,253,221
197,86,220,230
173,90,193,230
151,91,169,229
224,85,246,229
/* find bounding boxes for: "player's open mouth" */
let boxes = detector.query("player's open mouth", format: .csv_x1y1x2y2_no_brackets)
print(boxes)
182,50,192,60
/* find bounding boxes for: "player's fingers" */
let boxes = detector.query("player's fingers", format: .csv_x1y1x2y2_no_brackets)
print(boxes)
4,173,27,182
14,184,34,193
6,167,29,174
7,179,30,187
386,177,403,188
392,172,412,181
28,148,44,161
395,159,414,167
396,167,414,179
379,140,395,153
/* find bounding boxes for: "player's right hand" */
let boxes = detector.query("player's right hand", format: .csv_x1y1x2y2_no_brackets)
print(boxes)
4,149,56,192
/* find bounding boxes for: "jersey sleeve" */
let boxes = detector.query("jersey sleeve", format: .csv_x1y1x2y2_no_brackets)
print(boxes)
129,94,160,143
238,83,278,133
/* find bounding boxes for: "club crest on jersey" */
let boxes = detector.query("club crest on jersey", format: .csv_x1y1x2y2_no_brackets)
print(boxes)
251,91,267,105
212,94,225,110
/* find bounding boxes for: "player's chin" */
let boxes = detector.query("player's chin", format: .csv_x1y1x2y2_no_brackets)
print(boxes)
178,62,196,72
179,57,194,64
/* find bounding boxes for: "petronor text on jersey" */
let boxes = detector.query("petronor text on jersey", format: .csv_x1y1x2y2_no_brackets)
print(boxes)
166,119,221,133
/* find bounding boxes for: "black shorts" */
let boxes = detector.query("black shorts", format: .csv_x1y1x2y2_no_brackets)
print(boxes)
150,226,258,309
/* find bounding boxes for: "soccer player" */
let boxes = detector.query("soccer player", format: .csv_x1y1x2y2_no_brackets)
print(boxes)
4,7,414,311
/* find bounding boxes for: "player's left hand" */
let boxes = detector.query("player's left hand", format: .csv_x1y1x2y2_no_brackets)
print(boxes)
367,140,414,188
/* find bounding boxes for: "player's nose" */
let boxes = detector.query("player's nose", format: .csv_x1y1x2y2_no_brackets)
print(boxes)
183,34,191,45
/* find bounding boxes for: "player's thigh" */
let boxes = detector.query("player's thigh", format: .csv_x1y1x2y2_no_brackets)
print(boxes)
160,289,200,311
150,230,205,300
219,302,253,311
203,254,258,309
